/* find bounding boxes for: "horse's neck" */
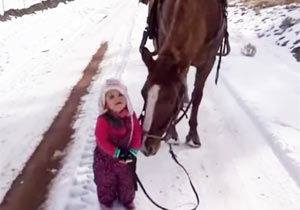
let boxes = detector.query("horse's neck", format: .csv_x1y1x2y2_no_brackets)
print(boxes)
158,0,204,60
158,0,223,62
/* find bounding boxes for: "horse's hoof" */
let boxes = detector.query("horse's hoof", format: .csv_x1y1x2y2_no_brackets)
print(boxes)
166,137,180,145
165,125,179,143
186,140,201,148
186,132,201,148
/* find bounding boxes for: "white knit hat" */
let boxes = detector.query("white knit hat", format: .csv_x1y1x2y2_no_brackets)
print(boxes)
98,79,134,115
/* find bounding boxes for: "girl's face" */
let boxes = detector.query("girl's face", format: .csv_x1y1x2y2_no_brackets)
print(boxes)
105,89,127,114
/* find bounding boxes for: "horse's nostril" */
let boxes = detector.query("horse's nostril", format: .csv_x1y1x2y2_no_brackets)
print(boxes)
148,145,158,156
141,149,149,156
148,146,153,155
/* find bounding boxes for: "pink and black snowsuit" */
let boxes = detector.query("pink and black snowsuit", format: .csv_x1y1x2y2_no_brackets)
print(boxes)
93,79,142,208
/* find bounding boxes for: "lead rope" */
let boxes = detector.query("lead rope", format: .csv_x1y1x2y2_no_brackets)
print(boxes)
135,143,200,210
137,105,200,210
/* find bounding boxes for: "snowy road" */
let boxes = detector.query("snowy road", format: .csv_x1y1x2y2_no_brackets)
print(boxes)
0,0,300,210
0,0,127,201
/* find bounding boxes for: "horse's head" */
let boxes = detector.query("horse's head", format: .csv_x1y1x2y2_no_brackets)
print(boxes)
140,47,187,156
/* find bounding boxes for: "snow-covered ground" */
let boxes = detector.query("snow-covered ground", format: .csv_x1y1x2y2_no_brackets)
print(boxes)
0,0,300,209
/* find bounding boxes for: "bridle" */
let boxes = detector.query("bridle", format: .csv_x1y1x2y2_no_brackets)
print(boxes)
140,85,193,142
142,115,176,141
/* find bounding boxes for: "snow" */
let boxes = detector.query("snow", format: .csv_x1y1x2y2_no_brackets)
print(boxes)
0,0,300,209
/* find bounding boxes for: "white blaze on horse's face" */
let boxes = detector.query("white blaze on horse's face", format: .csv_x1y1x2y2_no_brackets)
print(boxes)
143,84,160,133
141,84,160,153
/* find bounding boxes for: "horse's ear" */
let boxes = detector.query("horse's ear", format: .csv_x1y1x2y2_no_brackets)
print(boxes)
141,47,154,71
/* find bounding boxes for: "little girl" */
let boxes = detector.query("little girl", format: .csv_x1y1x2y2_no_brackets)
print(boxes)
93,79,142,210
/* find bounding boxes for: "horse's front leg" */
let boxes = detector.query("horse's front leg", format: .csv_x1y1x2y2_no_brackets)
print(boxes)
186,62,214,147
165,124,180,145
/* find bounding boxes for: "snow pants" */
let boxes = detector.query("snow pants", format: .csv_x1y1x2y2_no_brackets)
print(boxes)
93,147,135,207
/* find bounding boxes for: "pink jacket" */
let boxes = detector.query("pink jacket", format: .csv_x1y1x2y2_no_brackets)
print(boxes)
95,111,142,157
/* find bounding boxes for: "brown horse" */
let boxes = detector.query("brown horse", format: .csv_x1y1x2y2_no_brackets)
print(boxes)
140,0,230,156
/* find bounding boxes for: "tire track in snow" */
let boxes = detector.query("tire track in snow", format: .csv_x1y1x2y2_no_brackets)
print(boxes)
44,1,141,210
0,43,107,210
0,1,113,202
224,8,300,189
96,0,140,80
221,77,300,189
